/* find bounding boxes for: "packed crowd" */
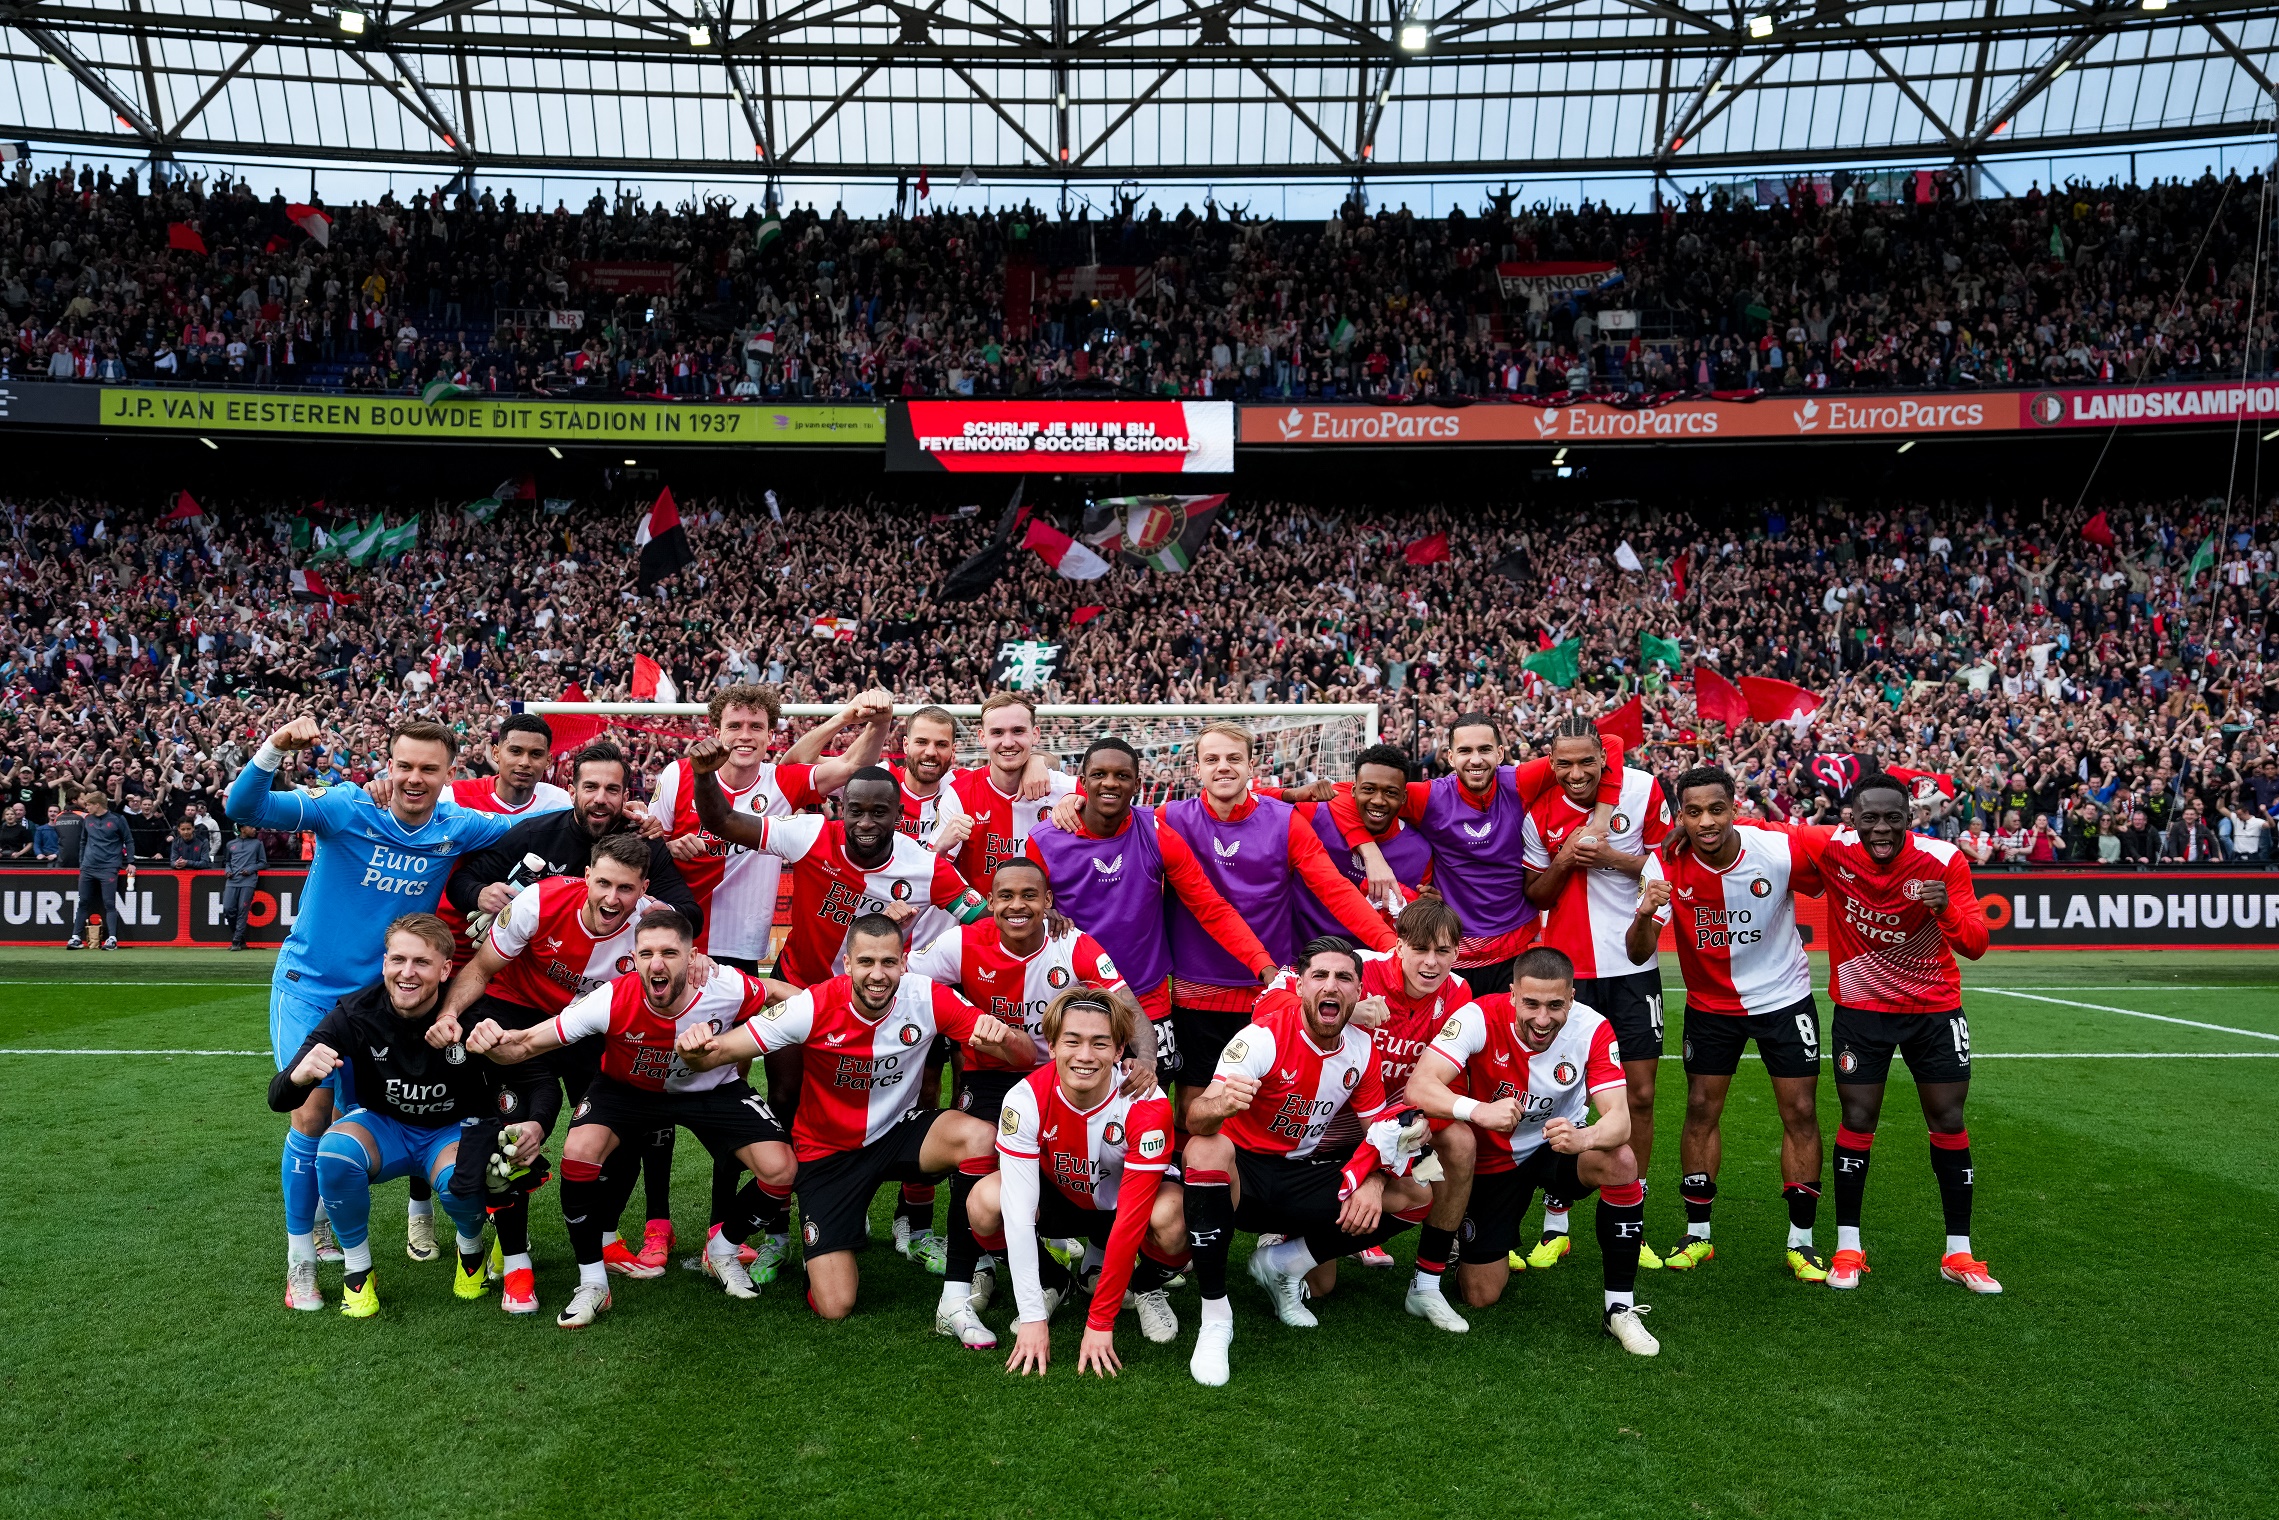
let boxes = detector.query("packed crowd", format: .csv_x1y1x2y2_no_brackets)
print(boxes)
5,477,2279,868
3,155,2273,404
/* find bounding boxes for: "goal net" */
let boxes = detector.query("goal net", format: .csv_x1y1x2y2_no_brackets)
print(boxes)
521,702,1380,801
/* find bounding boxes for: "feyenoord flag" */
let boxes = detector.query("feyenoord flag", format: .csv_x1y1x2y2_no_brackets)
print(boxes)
286,203,333,247
288,568,357,605
988,640,1061,691
1809,751,1870,795
1020,519,1113,580
1082,493,1226,573
635,487,695,590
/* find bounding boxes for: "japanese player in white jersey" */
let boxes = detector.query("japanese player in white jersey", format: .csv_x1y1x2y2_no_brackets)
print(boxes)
1628,766,1833,1283
965,988,1187,1377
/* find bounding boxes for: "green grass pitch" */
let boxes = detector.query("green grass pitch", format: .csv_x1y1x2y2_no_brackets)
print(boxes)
3,949,2275,1519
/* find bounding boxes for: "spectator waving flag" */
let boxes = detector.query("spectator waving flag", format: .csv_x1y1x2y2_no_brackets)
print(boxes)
1810,751,1869,794
1739,676,1821,724
631,654,678,703
1614,540,1644,573
1597,696,1647,749
1404,531,1451,566
635,487,695,590
494,473,536,502
1693,664,1749,728
1021,519,1113,580
1890,766,1956,801
166,222,207,254
810,615,860,641
1084,493,1226,573
1523,638,1581,688
2082,511,2116,548
1640,631,1683,669
285,203,332,247
164,490,203,522
287,569,357,606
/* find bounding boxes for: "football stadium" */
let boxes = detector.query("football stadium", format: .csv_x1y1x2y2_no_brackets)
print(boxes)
4,3,2279,1515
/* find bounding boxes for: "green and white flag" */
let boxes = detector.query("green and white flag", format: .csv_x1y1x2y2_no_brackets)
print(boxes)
755,216,784,252
342,514,388,567
377,517,420,560
1641,631,1684,669
461,497,502,525
421,375,475,405
1331,316,1355,350
2187,535,2217,582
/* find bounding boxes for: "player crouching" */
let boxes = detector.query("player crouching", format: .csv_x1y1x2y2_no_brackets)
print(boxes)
967,989,1187,1377
1180,938,1438,1387
267,914,497,1317
1406,947,1661,1356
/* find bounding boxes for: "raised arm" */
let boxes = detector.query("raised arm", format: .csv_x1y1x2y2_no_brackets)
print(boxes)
803,688,897,794
226,715,327,831
1285,821,1398,951
687,737,766,847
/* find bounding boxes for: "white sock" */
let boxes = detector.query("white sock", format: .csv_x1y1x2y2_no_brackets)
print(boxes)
313,1200,330,1226
1687,1221,1712,1241
1787,1224,1814,1249
1837,1225,1862,1253
1945,1234,1972,1257
343,1242,374,1275
1542,1207,1571,1238
1259,1237,1318,1278
938,1279,974,1312
454,1231,484,1256
1604,1289,1634,1313
1199,1294,1234,1325
504,1252,533,1274
1409,1270,1444,1297
287,1232,317,1264
706,1229,738,1261
408,1197,434,1219
1081,1242,1106,1273
977,1252,996,1273
579,1260,608,1290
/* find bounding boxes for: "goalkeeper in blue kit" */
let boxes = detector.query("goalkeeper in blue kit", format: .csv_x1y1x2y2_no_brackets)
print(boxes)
227,714,520,1311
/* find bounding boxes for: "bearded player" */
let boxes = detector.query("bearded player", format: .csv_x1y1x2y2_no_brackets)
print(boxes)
1519,716,1671,1271
970,988,1187,1377
1626,766,1833,1283
675,914,1035,1345
1817,776,1997,1296
1405,947,1660,1356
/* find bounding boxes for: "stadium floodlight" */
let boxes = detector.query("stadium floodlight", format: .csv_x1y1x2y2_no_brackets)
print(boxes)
337,7,367,35
1399,23,1430,51
687,24,712,46
548,445,563,458
1897,439,1918,453
1748,13,1774,37
2140,0,2167,9
200,437,218,450
2262,426,2279,441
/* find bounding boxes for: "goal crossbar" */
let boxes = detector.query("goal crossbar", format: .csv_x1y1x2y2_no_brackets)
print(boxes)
525,703,1378,742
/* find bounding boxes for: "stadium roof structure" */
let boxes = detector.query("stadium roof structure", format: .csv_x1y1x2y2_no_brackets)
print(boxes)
1,0,2276,186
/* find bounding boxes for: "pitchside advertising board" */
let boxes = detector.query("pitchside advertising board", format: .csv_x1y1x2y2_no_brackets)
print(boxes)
0,869,305,946
887,400,1236,472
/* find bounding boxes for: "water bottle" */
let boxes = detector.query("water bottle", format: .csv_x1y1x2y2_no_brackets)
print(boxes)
505,851,548,892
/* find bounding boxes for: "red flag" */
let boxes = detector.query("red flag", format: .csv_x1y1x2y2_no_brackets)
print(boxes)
634,488,694,591
1070,605,1107,625
1021,519,1113,580
546,684,609,753
167,222,207,254
1693,665,1749,728
630,653,677,702
1403,531,1451,566
1673,551,1689,600
1739,676,1822,723
917,169,931,200
286,202,333,248
1596,697,1646,751
164,490,203,522
1889,766,1956,801
2082,511,2116,548
287,568,357,605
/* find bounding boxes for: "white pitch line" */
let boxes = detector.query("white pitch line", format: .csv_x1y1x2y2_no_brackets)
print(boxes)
0,1048,267,1056
1974,988,2279,1042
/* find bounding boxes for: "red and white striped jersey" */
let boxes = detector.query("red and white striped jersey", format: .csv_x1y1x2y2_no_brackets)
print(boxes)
996,1067,1173,1212
946,766,1081,885
1642,824,1822,1015
1521,767,1672,978
748,972,983,1161
1428,993,1625,1170
905,921,1126,1072
448,776,573,817
487,875,653,1017
648,758,821,961
1819,829,1988,1014
1268,948,1472,1151
753,814,984,988
554,967,770,1094
886,764,946,842
1210,988,1391,1160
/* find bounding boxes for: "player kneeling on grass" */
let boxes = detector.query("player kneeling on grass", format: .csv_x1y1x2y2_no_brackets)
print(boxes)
468,908,797,1329
968,988,1187,1378
1180,937,1438,1388
267,914,496,1318
1404,946,1661,1357
674,913,1036,1346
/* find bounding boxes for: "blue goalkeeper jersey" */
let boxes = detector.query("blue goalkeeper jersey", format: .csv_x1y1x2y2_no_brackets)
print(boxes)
227,762,520,1006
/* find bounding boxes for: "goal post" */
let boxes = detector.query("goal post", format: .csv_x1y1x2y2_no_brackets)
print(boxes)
522,702,1381,797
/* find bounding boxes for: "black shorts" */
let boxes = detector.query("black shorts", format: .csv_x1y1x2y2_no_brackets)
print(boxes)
1682,996,1823,1080
715,955,763,975
1460,958,1516,997
1832,1005,1972,1086
570,1075,788,1162
1034,1186,1121,1245
1575,970,1665,1063
1458,1149,1591,1264
1171,1005,1251,1084
956,1066,1026,1124
793,1108,942,1258
1230,1149,1348,1235
473,995,589,1132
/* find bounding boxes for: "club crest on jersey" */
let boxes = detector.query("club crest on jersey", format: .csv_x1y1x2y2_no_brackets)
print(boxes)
1902,878,1931,900
616,955,635,974
444,1042,466,1065
1103,1121,1125,1146
1137,1128,1167,1159
1553,1060,1577,1084
1611,813,1631,834
1749,878,1772,898
803,1218,821,1247
959,1089,974,1111
1000,1107,1020,1134
707,1018,726,1036
573,1098,592,1121
899,1023,923,1046
498,1089,521,1116
1657,799,1672,825
1837,1050,1860,1075
1340,1068,1358,1090
890,879,914,901
1046,966,1071,989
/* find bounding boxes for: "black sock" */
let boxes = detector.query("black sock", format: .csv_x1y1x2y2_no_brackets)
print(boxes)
492,1193,530,1257
1783,1182,1821,1234
897,1183,937,1232
1040,1251,1077,1298
1415,1223,1456,1278
595,1148,643,1241
408,1173,431,1203
945,1170,982,1284
561,1166,605,1267
1127,1255,1177,1294
344,1267,371,1291
708,1155,741,1230
747,1179,789,1238
1929,1137,1974,1239
643,1126,676,1221
1680,1172,1715,1234
1598,1194,1645,1295
1834,1129,1875,1230
1185,1171,1233,1298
